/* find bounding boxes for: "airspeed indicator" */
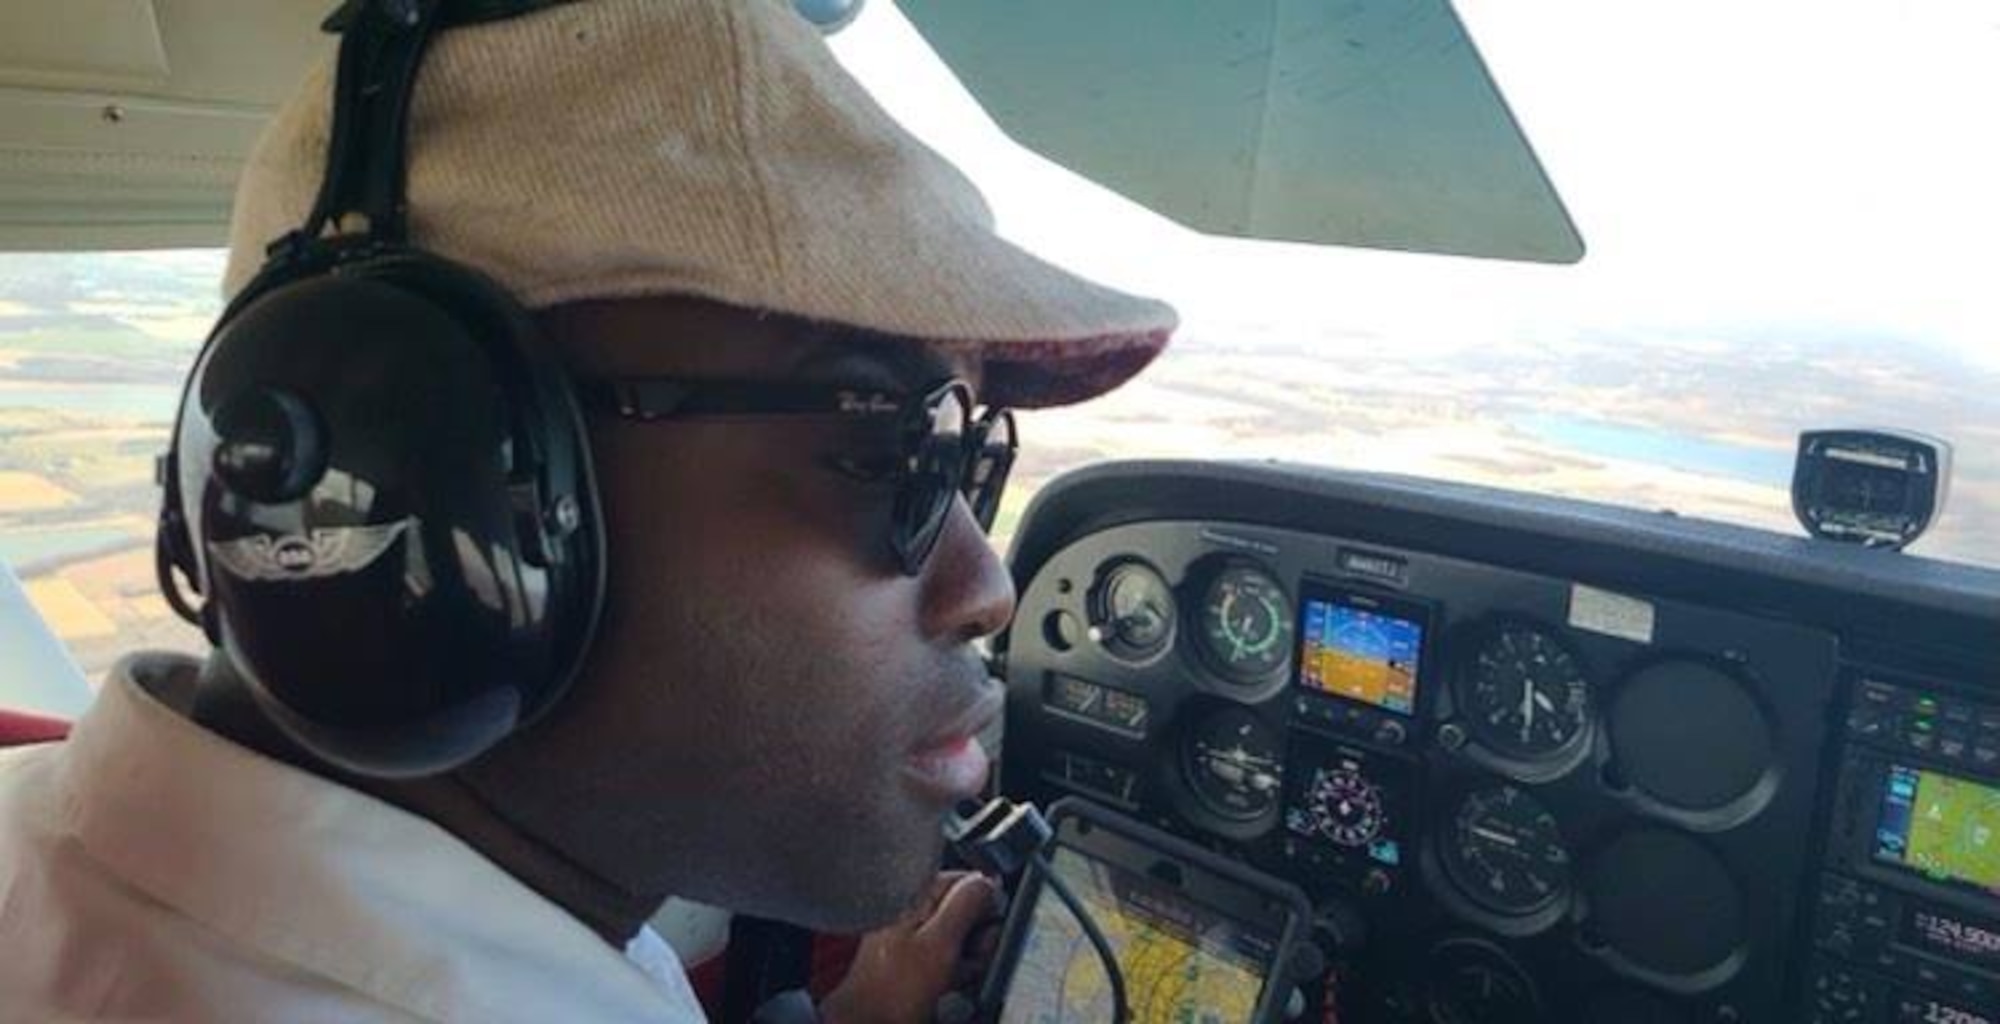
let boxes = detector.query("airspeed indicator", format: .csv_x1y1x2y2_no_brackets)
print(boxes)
1197,563,1295,685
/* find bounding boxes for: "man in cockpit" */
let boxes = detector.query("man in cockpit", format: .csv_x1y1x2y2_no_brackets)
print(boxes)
0,0,1173,1021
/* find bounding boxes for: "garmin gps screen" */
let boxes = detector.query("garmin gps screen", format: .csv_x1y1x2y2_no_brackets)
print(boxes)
1000,846,1278,1023
1873,763,2000,897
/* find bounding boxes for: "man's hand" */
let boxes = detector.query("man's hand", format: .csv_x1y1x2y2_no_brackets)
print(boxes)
818,872,1003,1024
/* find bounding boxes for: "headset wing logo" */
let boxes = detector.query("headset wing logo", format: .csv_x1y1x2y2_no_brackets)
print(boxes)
208,520,412,583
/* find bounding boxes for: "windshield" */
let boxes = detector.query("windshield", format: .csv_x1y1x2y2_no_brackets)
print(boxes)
2,2,1996,677
831,0,2000,568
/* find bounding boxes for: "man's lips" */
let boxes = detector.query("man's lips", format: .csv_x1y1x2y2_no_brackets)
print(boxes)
905,736,992,802
905,683,1005,802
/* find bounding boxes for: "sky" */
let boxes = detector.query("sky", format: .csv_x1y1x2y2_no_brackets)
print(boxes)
827,0,2000,370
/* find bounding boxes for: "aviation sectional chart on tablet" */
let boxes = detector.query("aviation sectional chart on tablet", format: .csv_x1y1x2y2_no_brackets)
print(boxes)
1001,850,1272,1024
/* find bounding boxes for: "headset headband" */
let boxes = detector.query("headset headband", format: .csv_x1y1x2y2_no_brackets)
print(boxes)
304,0,446,247
264,0,581,262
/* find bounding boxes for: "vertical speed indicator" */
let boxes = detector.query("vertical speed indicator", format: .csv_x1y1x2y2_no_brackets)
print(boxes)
1440,786,1571,918
1196,562,1295,686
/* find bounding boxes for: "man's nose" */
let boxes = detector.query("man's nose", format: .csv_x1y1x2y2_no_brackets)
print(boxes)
919,497,1018,644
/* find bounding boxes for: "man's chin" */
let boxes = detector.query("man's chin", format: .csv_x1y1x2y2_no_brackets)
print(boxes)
782,825,948,934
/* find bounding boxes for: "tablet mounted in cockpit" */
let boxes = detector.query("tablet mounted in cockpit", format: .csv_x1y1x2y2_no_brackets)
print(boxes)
981,798,1311,1024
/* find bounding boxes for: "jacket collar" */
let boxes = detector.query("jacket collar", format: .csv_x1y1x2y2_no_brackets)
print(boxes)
57,653,697,1022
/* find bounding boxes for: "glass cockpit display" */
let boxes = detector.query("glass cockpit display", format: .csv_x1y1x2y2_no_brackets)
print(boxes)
1283,737,1417,874
1295,583,1426,716
998,848,1282,1024
1873,763,2000,897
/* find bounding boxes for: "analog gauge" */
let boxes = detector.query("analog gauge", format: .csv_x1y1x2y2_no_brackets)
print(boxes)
1297,761,1385,849
1458,623,1593,763
1440,786,1571,917
1425,939,1542,1024
1087,561,1177,662
1197,563,1296,684
1181,706,1285,821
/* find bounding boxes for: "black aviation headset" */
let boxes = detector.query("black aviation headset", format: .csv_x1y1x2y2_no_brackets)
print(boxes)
156,0,604,777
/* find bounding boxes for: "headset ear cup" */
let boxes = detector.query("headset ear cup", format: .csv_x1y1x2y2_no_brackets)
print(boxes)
153,510,200,626
171,248,603,777
411,250,608,724
155,248,324,631
151,446,227,647
151,3,607,776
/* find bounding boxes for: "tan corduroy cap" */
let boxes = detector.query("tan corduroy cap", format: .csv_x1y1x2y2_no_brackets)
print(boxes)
224,0,1176,407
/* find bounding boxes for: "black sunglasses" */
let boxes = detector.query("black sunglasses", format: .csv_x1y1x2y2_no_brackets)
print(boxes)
579,376,1017,575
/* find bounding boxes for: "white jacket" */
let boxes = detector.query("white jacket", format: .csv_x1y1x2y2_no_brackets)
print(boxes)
0,653,706,1023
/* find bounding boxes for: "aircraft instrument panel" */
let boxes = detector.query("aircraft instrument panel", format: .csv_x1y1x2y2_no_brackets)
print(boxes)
995,460,2000,1024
